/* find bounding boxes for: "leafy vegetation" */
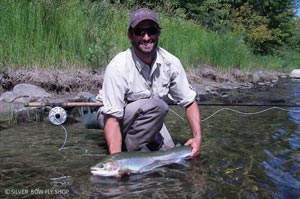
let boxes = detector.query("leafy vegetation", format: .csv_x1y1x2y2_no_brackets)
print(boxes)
125,0,299,55
0,0,299,71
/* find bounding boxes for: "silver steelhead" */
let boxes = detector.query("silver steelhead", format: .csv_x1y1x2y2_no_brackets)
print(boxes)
90,146,191,177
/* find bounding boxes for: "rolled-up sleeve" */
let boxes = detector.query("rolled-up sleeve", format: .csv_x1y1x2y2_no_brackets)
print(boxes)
101,54,128,118
169,60,196,107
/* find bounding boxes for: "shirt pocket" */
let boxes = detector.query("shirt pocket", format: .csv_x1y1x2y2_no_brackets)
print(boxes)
155,78,170,99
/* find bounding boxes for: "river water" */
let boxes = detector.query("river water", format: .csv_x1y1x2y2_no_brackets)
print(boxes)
1,79,300,199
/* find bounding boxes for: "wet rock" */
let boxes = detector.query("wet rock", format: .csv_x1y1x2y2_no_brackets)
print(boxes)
0,83,51,103
252,71,265,84
220,84,237,90
290,69,300,79
251,70,279,85
238,83,254,90
0,84,52,126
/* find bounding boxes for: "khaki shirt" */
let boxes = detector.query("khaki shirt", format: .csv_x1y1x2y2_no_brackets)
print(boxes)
97,47,196,118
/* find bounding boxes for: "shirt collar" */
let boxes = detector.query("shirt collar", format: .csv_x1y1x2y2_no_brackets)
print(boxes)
131,47,162,73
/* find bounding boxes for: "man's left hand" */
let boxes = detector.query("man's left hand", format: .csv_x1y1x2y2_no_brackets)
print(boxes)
184,138,201,158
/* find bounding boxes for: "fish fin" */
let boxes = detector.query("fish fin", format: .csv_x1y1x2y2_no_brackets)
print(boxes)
137,159,178,173
119,168,133,177
174,158,189,165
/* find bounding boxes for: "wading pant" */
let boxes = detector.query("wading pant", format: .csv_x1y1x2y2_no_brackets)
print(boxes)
98,98,175,152
121,98,175,151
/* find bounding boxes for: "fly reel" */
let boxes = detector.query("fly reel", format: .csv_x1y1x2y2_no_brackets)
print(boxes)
48,107,67,125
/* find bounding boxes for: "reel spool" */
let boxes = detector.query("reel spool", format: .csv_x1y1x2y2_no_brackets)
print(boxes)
48,107,67,125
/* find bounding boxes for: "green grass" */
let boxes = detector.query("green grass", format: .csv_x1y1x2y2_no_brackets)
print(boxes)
0,0,129,69
160,19,251,69
0,0,299,71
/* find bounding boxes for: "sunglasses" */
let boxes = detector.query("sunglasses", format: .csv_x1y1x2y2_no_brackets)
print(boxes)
132,27,159,36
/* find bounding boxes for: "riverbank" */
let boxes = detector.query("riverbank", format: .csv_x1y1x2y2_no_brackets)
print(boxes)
0,65,286,95
0,66,290,129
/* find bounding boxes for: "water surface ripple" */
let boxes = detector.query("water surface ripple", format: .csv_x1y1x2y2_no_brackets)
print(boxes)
1,79,300,198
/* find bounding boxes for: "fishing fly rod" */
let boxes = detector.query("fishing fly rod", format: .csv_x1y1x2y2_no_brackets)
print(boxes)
24,101,300,125
25,101,104,107
24,100,299,151
197,103,300,107
25,101,300,108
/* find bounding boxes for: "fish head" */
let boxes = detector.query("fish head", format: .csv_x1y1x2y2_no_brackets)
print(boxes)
90,160,121,177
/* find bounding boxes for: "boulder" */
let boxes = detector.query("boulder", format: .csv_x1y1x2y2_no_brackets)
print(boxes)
290,69,300,79
0,83,51,103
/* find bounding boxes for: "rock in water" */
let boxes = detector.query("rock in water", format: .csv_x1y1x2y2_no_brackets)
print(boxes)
290,69,300,79
0,83,51,103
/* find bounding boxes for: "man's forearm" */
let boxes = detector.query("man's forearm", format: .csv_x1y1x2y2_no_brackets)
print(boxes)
104,116,122,154
186,100,202,140
184,100,202,157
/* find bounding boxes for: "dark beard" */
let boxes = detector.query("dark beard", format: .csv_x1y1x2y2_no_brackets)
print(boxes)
132,40,158,55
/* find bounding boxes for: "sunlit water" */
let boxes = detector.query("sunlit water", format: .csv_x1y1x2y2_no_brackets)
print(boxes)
1,79,300,199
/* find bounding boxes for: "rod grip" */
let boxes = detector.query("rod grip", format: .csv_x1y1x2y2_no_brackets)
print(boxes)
63,102,103,107
25,102,47,107
24,102,104,107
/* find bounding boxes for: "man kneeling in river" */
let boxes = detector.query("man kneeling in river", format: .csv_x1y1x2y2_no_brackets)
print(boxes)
96,8,202,157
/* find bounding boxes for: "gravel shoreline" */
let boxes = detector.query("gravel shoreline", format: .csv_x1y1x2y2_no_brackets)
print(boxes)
0,66,288,128
0,66,286,95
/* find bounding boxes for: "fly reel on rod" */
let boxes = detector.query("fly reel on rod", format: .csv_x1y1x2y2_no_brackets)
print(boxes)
25,101,104,125
25,101,104,151
48,107,67,125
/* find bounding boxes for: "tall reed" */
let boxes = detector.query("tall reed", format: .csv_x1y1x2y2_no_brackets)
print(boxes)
160,18,252,70
0,0,129,69
0,1,299,71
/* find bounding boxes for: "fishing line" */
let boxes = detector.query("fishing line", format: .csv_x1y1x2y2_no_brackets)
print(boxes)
46,104,300,151
202,107,300,122
58,125,68,151
169,106,300,122
57,124,82,151
48,107,73,151
169,108,185,121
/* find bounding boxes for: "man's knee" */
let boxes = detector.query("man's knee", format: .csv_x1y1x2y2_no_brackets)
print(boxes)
151,98,169,116
125,98,168,117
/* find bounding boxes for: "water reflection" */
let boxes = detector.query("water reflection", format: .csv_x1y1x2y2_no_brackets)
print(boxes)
1,79,300,198
261,80,300,199
86,159,206,199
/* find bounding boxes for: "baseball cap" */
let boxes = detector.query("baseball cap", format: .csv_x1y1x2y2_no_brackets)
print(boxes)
129,8,160,29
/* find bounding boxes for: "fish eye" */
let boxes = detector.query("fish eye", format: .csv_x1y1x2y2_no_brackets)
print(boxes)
99,164,104,168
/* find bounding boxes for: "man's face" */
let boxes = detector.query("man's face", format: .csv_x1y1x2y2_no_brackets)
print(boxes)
129,20,160,55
